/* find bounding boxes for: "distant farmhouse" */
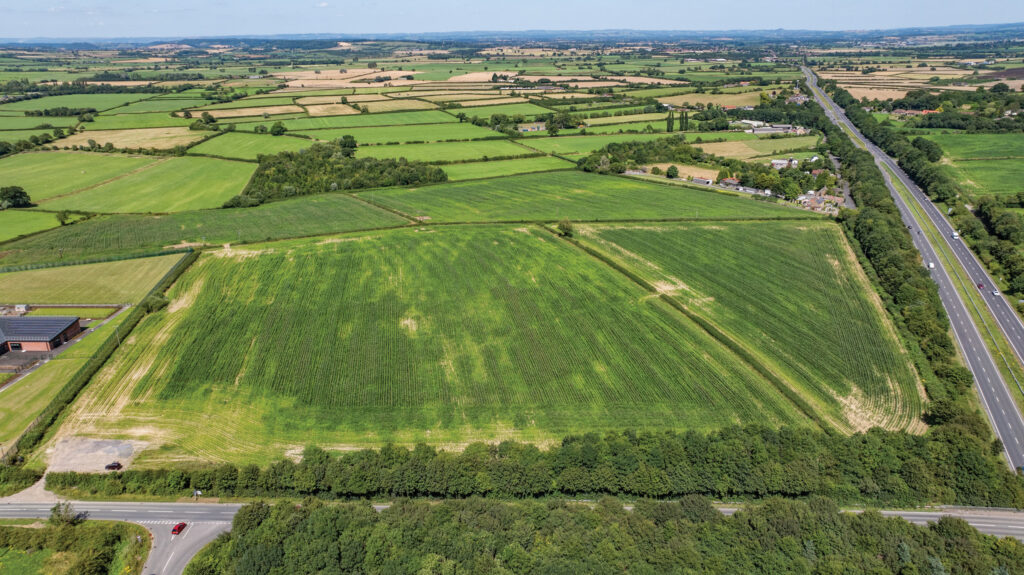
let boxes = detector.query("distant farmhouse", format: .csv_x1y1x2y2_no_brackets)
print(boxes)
0,316,81,353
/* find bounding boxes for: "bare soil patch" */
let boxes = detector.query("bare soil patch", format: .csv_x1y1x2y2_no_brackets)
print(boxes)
305,103,360,116
47,438,147,472
190,105,303,119
63,127,205,150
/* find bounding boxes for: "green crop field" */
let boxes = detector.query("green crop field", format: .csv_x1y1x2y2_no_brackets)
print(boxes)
443,157,575,181
59,226,808,463
910,134,1024,197
922,133,1024,159
0,210,60,243
576,221,925,433
293,122,502,144
355,139,534,162
942,158,1024,196
26,306,116,318
520,133,678,156
0,151,158,201
40,157,256,213
0,116,79,130
0,129,52,143
237,110,458,131
0,253,184,303
188,132,315,160
88,113,194,130
584,113,668,126
110,98,212,114
0,94,152,112
363,171,818,223
460,102,552,118
0,193,409,266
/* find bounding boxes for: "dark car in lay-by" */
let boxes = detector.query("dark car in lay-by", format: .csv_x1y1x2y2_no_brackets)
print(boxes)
104,462,122,471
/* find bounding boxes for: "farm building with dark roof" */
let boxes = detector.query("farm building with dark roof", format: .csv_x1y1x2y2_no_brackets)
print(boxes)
0,316,81,353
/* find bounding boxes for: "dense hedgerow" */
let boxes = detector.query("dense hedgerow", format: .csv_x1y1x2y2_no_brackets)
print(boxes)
185,497,1024,575
47,423,1024,508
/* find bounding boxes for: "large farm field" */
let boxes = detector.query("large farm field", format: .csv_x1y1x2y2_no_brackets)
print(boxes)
0,151,158,201
188,132,316,160
941,158,1024,196
0,194,409,266
355,139,534,162
520,133,678,156
575,221,925,432
362,171,816,223
56,226,811,463
0,40,958,476
693,135,820,160
293,122,501,144
442,156,575,181
0,210,61,242
39,157,257,213
0,253,185,303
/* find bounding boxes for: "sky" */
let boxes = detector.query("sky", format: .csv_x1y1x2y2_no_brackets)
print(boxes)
0,0,1022,39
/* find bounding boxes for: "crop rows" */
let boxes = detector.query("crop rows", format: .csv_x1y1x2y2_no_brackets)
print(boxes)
364,170,820,223
62,226,811,460
584,221,924,431
0,194,408,267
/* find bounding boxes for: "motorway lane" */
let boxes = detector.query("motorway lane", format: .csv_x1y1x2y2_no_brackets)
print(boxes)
802,67,1024,470
0,502,241,575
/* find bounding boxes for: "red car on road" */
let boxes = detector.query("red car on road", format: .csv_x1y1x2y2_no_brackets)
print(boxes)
171,522,187,535
978,283,985,290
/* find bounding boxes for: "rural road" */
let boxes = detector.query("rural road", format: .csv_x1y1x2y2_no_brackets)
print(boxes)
0,502,241,575
803,67,1024,470
4,500,1024,575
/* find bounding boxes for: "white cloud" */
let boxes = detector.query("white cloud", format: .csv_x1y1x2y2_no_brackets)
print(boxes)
316,1,328,6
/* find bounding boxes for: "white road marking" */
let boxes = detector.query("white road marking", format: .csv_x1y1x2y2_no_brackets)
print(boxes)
163,551,176,572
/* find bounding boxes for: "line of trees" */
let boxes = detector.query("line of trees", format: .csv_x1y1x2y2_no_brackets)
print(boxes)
45,422,1024,507
574,134,835,199
227,139,447,207
185,496,1024,575
825,82,1024,307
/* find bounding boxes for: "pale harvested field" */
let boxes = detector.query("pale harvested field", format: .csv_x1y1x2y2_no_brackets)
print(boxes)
413,82,495,90
188,105,304,119
63,127,206,149
446,71,518,82
362,99,437,112
115,57,169,63
305,103,361,116
296,95,345,105
692,141,766,160
844,87,911,100
456,97,529,107
273,68,376,81
421,92,505,102
296,94,389,104
586,112,667,126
